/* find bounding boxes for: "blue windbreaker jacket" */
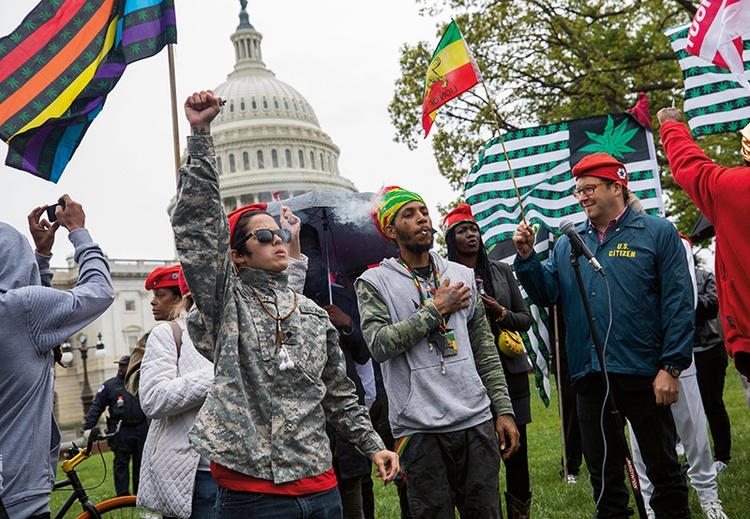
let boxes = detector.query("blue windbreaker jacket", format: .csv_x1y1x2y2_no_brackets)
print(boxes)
514,208,694,383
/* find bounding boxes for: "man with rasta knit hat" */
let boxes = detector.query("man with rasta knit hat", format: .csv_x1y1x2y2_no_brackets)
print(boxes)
356,186,519,519
513,154,694,518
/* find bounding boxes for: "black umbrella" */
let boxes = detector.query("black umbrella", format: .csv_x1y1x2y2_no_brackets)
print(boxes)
690,213,715,242
266,190,399,283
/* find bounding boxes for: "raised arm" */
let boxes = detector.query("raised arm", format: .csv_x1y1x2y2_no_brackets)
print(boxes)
28,205,60,287
26,195,114,353
171,91,227,360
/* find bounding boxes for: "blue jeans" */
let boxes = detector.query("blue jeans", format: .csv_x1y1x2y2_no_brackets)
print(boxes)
193,470,218,518
214,486,343,519
163,470,218,519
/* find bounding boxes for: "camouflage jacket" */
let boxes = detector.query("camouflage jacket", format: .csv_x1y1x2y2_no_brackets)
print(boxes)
171,136,385,483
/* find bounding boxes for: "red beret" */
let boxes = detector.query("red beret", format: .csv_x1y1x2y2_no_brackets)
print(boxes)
145,265,182,291
227,203,268,244
178,269,190,296
441,203,477,235
572,153,628,187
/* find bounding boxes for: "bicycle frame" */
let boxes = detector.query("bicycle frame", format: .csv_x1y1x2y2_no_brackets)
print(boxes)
52,423,122,519
53,472,99,519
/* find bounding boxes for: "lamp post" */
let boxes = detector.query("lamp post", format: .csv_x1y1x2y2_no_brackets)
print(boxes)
61,332,106,417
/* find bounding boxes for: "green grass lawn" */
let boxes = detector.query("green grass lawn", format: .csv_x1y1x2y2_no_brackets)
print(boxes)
372,363,750,518
53,364,749,518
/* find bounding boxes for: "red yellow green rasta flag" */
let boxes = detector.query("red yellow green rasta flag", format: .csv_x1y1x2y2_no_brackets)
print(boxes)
421,20,481,137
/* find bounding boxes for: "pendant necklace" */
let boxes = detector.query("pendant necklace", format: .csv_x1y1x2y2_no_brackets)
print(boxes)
397,256,454,374
245,285,299,371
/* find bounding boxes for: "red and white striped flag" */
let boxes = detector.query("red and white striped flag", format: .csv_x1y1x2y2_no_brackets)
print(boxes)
686,0,750,90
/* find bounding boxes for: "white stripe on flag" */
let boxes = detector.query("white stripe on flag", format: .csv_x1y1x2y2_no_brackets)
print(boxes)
666,23,750,136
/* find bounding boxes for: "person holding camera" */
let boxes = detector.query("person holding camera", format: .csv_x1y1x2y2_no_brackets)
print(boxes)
84,354,148,497
0,196,114,519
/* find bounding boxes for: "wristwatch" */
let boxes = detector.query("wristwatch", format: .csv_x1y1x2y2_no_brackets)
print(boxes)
662,365,682,378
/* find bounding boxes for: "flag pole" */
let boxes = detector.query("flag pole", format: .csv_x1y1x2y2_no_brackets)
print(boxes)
553,305,569,480
167,43,181,185
479,80,526,224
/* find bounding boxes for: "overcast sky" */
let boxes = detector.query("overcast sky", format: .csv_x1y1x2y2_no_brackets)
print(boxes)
0,1,456,267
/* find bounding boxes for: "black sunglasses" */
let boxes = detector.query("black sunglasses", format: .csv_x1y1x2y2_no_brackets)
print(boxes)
235,228,292,249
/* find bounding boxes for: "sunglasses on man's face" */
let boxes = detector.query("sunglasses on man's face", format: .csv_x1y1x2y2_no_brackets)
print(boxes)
235,228,292,249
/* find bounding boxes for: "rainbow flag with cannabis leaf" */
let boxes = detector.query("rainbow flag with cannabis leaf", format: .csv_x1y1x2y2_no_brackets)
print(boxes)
0,0,176,182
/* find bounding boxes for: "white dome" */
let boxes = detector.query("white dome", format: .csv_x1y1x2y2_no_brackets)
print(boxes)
213,72,320,127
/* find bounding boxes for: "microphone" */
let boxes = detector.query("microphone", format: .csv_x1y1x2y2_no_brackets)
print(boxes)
559,220,604,276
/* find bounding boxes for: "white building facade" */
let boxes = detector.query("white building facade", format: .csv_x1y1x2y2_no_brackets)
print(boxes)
54,1,359,426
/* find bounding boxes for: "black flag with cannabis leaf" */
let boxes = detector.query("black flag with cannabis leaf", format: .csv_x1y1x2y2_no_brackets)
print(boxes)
465,111,663,250
464,111,664,407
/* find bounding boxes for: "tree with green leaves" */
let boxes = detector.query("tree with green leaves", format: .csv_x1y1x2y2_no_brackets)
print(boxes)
390,0,744,244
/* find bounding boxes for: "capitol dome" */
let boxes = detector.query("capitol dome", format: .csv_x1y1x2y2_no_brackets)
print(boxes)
210,2,356,212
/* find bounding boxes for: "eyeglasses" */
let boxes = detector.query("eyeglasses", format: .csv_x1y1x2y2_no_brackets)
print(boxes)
234,228,292,249
572,181,607,199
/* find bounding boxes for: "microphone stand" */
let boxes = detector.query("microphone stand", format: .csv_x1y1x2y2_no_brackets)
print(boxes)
569,250,648,519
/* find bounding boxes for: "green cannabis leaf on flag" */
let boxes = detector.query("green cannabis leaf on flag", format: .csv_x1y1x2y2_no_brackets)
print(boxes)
579,115,638,158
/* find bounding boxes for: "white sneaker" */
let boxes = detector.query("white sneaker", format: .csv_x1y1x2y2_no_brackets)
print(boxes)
675,440,685,457
714,460,728,474
701,499,728,519
566,474,578,484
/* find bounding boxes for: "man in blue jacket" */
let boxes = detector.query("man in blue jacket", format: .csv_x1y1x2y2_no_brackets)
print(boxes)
0,197,114,519
513,154,694,519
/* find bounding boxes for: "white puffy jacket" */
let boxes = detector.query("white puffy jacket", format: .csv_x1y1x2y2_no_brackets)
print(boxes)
136,317,213,519
135,257,307,518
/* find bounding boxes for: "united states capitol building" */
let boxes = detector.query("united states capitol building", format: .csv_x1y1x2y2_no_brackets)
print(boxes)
53,2,357,427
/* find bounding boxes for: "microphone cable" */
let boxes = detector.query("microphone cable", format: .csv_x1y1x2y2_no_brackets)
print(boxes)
592,273,614,518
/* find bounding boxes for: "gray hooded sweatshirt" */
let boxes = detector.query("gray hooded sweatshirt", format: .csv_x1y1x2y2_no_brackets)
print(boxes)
0,223,114,519
357,252,512,437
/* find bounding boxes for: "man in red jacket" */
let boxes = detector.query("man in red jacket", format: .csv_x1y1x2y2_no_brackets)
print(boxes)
657,107,750,378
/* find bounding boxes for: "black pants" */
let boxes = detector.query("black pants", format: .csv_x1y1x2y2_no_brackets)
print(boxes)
113,422,147,496
694,345,732,463
400,420,500,519
502,423,530,501
558,368,583,476
577,376,690,519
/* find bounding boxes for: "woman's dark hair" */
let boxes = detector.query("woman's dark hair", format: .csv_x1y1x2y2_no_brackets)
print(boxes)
230,209,273,255
445,224,495,299
167,286,182,298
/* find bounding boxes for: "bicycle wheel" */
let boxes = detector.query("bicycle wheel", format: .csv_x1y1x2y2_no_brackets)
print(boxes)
75,496,138,519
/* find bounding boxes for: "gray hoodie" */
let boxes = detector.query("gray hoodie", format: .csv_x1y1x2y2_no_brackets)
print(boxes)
0,223,114,519
357,252,512,437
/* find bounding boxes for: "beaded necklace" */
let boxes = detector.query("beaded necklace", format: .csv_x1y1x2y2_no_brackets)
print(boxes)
397,256,455,373
244,284,299,370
